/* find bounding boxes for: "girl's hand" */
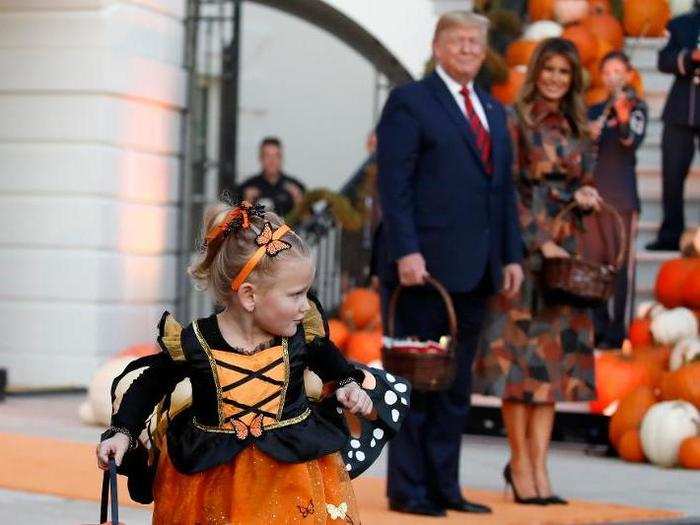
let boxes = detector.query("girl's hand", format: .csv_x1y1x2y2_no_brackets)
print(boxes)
96,433,130,470
336,382,373,417
574,185,602,211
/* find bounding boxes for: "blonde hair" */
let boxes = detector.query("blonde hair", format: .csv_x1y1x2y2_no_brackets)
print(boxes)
433,11,490,43
188,202,311,306
515,38,589,138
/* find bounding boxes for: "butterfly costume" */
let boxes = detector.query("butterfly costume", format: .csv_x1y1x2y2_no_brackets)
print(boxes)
101,205,410,524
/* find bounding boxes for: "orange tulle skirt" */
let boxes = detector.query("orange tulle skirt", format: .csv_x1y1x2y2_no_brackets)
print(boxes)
152,444,360,524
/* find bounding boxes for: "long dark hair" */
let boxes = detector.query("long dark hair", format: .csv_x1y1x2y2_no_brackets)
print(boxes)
515,37,589,138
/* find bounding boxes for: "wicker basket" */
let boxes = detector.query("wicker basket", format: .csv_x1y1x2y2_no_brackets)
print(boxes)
381,276,458,392
542,201,626,306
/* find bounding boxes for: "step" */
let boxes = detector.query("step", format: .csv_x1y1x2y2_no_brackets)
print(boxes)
624,37,667,70
635,249,678,298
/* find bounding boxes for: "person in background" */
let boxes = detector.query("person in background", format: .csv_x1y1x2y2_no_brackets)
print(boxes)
646,3,700,251
376,11,523,517
588,51,648,348
474,37,601,506
239,136,306,216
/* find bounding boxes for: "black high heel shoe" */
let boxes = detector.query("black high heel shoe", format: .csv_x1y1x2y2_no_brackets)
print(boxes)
542,495,569,505
503,464,545,505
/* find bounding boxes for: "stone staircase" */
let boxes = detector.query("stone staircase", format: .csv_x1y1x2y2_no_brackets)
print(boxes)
624,37,700,307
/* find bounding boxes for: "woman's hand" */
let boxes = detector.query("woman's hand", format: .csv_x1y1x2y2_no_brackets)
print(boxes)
574,185,602,211
336,382,373,417
541,241,570,259
96,433,130,470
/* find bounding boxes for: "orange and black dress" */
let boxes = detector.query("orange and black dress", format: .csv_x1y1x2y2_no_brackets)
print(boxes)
106,298,409,524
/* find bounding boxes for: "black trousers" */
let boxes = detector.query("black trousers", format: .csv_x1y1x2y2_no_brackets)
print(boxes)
593,211,638,347
658,122,700,244
383,277,489,504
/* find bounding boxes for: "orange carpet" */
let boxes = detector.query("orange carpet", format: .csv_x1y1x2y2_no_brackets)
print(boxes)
0,432,682,524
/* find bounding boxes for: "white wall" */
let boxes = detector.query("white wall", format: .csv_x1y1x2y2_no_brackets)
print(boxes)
0,0,186,387
237,2,378,190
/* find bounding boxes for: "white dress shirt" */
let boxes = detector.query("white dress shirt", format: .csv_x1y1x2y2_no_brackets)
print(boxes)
435,65,490,131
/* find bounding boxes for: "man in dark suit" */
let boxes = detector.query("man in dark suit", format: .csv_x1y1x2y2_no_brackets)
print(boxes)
376,11,523,517
647,3,700,251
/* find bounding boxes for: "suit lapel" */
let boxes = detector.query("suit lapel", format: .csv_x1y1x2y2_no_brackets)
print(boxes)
426,72,487,174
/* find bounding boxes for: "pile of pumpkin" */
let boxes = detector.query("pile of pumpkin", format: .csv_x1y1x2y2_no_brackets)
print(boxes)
328,288,384,367
595,255,700,469
493,0,692,106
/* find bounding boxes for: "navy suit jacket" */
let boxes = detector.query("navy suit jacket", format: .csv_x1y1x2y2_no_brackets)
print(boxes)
376,71,523,293
659,10,700,126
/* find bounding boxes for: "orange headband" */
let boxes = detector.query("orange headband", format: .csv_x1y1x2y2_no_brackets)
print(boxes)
230,222,293,291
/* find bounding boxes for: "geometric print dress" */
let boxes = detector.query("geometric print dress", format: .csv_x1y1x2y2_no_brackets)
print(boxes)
473,100,597,404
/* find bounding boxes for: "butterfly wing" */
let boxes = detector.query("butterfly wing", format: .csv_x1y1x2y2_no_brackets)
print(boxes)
249,413,264,438
265,239,291,256
256,222,273,246
232,418,249,440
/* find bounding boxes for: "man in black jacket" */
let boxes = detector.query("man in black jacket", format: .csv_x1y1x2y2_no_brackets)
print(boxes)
647,3,700,251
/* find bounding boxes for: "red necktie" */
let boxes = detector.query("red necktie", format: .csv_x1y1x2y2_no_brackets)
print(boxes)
459,86,492,174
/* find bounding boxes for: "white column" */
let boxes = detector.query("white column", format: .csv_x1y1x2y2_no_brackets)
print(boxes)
0,0,187,388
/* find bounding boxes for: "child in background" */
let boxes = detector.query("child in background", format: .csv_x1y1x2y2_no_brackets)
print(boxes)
97,201,408,524
588,51,648,348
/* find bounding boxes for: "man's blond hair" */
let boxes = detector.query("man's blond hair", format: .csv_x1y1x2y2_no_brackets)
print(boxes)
433,11,489,43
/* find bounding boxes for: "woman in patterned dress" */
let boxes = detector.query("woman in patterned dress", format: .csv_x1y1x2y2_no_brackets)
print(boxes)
473,38,602,505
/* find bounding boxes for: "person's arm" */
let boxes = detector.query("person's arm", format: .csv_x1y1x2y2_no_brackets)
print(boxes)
507,113,554,254
501,115,524,266
658,20,694,77
303,294,364,384
617,98,648,149
376,88,421,262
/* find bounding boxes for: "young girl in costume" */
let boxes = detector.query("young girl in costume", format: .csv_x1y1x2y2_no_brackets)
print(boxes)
97,201,409,524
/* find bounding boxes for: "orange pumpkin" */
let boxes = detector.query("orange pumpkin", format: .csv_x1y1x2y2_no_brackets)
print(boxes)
623,0,671,37
587,38,615,88
529,0,556,21
618,429,646,462
328,319,350,349
344,330,382,364
655,258,700,308
592,345,658,412
672,362,700,408
681,264,700,309
586,86,609,105
116,343,158,359
340,288,381,330
492,67,527,105
659,370,680,401
629,317,654,347
506,40,538,67
588,0,612,15
583,12,624,50
679,436,700,469
609,385,657,448
562,23,598,66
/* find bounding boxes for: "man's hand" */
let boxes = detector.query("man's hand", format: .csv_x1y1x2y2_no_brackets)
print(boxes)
397,252,428,286
502,263,524,299
284,182,304,204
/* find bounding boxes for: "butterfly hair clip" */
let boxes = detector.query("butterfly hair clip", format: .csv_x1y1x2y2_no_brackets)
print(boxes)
256,222,292,256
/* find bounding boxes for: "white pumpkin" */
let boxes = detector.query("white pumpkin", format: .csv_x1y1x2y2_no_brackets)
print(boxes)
670,337,700,371
670,0,695,16
523,21,564,41
304,368,323,401
640,401,700,467
79,356,191,427
650,307,699,346
636,301,666,320
554,0,590,24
